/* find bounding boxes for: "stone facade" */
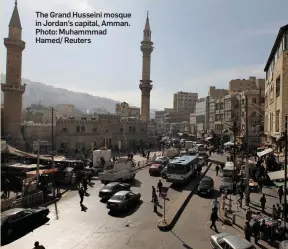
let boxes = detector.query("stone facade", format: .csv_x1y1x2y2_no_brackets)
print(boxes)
208,86,228,98
115,102,140,117
1,3,25,143
54,114,147,151
139,14,153,122
264,25,288,142
173,91,198,113
229,77,265,94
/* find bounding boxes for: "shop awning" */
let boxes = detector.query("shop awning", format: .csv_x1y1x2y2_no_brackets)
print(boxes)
257,148,273,158
267,170,286,181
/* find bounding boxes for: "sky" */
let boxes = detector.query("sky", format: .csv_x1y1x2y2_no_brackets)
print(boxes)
1,0,288,110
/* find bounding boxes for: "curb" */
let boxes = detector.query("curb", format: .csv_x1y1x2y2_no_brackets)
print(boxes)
157,164,212,231
41,197,60,207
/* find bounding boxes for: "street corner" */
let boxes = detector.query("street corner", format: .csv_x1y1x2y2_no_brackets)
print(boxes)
157,218,171,232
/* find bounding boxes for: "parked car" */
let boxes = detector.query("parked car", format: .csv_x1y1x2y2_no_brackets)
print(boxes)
106,190,141,212
219,177,234,194
1,207,50,238
149,164,164,176
154,156,169,165
210,232,255,249
161,166,168,179
198,176,214,196
99,182,130,200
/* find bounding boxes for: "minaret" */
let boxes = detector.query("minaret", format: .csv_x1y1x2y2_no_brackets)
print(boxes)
139,12,154,122
1,0,26,142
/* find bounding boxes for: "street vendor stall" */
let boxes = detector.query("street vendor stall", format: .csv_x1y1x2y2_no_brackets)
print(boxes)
253,214,281,240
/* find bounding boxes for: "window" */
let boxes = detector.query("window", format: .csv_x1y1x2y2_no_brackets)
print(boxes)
120,128,123,133
276,76,281,97
76,126,80,132
132,127,136,132
93,128,97,132
81,126,85,132
252,98,257,104
276,110,280,132
129,126,132,132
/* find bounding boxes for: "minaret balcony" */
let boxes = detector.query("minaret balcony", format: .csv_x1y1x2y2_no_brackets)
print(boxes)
1,83,26,94
139,82,153,91
4,38,25,50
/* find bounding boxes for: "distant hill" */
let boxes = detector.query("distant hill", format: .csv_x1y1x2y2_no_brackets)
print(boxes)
1,74,118,113
1,74,158,117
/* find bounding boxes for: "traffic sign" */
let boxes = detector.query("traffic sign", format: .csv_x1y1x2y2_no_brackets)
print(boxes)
160,186,169,197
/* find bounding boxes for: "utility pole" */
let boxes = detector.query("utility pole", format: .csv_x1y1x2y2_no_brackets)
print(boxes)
284,115,287,224
245,94,250,196
51,107,56,197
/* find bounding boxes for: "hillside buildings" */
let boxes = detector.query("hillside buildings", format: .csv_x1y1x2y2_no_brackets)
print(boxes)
115,102,140,117
264,24,288,145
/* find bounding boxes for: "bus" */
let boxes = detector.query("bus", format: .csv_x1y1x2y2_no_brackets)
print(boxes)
166,155,198,184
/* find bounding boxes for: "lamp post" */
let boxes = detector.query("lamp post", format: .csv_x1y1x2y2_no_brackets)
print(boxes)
284,115,287,225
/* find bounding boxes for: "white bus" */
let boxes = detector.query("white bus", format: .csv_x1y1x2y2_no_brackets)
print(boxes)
166,155,198,184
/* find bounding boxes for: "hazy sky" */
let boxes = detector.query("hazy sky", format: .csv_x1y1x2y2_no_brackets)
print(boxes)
1,0,287,109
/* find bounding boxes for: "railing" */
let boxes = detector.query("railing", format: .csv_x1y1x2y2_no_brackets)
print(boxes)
12,191,43,209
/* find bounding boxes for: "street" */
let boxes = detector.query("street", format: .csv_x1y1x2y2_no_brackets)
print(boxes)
2,154,191,249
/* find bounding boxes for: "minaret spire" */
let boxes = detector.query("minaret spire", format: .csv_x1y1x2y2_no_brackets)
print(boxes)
9,0,22,29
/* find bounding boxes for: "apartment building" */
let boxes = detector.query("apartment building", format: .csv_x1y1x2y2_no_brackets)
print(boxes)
195,97,209,134
115,102,140,117
264,24,288,143
229,77,265,93
208,86,228,98
173,91,198,113
208,98,215,131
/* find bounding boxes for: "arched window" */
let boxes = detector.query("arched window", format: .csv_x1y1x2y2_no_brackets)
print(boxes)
129,126,132,132
132,127,136,132
81,126,85,132
76,126,80,132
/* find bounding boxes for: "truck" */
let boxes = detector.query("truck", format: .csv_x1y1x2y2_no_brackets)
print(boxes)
98,157,136,184
92,148,111,173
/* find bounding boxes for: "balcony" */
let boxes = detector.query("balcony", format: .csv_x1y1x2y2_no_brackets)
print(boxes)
1,83,26,93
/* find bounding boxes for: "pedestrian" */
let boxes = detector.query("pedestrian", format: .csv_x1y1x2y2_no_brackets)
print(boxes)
238,191,243,208
215,165,220,176
33,241,45,249
82,177,88,192
78,186,85,206
272,205,277,219
244,220,251,242
209,209,219,232
157,180,163,196
252,219,260,244
151,186,156,202
260,194,266,213
211,198,220,212
276,204,282,219
278,186,284,204
245,208,252,222
152,195,158,212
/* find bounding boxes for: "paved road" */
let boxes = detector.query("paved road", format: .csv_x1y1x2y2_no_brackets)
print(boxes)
167,154,280,249
2,153,188,249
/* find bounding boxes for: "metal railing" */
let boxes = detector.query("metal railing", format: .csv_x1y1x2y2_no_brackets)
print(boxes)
12,191,44,209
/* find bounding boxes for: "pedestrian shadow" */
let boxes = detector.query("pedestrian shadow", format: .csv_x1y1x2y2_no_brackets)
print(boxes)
171,231,193,249
81,204,88,212
130,179,142,188
155,210,163,217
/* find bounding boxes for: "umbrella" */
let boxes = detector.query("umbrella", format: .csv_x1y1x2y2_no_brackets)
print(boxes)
224,142,234,146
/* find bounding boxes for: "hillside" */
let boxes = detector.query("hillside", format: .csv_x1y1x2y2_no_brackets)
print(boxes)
1,74,118,113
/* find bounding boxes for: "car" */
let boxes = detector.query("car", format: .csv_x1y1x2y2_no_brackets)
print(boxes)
99,182,131,200
210,232,255,249
106,190,141,212
154,156,169,165
1,207,50,238
161,166,168,179
219,177,234,194
198,176,214,196
149,163,164,176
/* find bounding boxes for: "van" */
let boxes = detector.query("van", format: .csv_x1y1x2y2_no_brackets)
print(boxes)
223,162,235,177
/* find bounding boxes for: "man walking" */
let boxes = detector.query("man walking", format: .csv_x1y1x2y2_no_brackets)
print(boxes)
157,180,163,197
215,165,220,176
151,186,156,202
278,186,284,204
210,209,219,232
78,186,85,206
33,241,45,249
152,195,158,213
238,191,243,208
260,194,266,213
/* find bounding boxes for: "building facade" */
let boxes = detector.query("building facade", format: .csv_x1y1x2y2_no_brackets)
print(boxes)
264,24,288,143
173,91,198,113
54,114,147,152
139,13,153,122
195,97,209,135
189,113,197,135
208,86,228,98
115,102,140,117
208,98,215,131
1,2,26,144
229,77,265,93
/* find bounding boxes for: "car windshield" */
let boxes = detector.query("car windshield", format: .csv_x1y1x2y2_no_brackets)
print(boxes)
110,194,125,201
104,183,119,189
222,177,232,183
200,179,212,185
154,160,163,164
